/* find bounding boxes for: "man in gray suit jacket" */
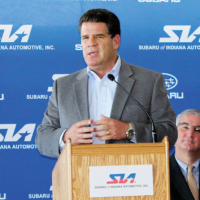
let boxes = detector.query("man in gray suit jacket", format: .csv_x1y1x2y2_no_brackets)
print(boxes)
36,9,177,158
170,109,200,200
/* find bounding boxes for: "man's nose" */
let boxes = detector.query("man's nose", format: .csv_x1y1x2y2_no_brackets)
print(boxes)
186,127,195,136
88,36,97,47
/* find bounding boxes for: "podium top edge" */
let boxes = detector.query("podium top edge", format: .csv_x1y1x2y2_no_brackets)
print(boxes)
70,141,166,149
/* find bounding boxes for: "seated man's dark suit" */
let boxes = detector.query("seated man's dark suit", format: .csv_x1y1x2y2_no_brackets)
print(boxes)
170,153,200,200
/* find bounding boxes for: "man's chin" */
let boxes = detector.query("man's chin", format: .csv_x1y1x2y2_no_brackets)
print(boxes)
183,145,195,152
87,63,102,70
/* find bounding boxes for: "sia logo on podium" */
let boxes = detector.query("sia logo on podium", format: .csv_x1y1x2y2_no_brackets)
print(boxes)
107,173,136,184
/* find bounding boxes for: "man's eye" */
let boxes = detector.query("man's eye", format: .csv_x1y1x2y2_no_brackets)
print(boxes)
97,35,103,38
195,128,200,132
182,126,190,130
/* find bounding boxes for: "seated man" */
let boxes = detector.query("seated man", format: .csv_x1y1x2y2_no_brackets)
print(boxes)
170,109,200,200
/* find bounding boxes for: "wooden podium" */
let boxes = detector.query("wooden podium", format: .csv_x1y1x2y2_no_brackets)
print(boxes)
52,137,170,200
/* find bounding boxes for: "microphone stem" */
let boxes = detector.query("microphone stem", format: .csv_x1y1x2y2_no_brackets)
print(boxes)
114,80,157,143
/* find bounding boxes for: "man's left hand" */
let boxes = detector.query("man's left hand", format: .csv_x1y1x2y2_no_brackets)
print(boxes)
93,114,128,140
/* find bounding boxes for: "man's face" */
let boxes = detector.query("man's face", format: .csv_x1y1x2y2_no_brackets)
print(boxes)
81,22,120,74
175,114,200,153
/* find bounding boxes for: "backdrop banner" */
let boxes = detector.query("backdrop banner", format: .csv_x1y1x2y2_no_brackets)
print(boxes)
1,0,199,199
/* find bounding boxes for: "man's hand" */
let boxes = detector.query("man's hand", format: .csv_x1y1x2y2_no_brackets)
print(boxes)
62,119,94,145
93,114,128,141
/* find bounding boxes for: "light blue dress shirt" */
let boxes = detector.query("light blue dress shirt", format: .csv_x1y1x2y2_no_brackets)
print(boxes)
87,56,121,144
175,155,199,189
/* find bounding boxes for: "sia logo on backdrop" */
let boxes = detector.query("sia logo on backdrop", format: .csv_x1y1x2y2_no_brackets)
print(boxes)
140,26,200,50
0,25,32,43
0,25,54,50
0,124,36,150
0,124,35,142
159,26,200,43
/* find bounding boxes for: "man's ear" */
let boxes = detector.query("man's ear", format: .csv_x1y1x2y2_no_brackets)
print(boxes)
113,34,120,50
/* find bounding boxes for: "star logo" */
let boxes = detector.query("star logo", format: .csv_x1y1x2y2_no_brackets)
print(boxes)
162,73,178,90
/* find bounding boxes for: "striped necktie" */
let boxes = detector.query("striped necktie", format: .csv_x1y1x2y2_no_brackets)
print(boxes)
187,165,199,200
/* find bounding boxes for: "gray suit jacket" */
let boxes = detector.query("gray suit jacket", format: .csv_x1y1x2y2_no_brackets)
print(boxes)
36,59,177,158
170,154,200,200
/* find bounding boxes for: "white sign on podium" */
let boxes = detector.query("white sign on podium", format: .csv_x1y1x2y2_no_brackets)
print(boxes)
89,165,153,198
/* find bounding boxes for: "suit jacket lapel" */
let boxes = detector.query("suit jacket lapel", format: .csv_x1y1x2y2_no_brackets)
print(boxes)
110,59,135,120
170,154,195,200
72,60,135,122
199,162,200,199
73,69,90,121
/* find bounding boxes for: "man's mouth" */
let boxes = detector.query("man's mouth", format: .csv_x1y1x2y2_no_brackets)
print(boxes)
88,51,98,56
183,139,194,144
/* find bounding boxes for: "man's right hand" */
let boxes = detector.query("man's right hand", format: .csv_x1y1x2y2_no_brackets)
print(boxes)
62,119,94,145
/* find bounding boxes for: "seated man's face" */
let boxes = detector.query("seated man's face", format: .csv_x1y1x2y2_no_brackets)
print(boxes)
175,114,200,153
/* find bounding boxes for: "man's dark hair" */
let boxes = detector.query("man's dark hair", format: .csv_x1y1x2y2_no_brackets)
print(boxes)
78,8,121,38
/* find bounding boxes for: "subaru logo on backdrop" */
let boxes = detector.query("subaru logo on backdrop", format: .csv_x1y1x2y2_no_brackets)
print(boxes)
162,73,178,90
0,25,32,43
162,73,184,99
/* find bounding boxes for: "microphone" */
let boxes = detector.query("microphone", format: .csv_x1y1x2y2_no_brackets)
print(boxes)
107,74,157,143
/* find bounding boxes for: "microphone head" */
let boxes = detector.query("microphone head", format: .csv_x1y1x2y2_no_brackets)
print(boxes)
108,74,115,81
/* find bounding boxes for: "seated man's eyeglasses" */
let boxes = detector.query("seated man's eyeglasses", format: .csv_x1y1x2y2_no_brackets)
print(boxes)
178,122,200,133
